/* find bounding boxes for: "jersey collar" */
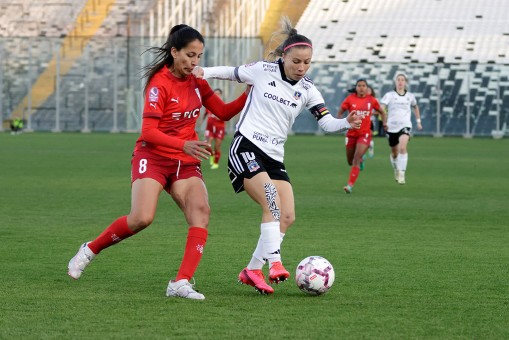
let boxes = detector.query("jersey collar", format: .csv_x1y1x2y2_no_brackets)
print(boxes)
394,88,407,96
278,59,299,86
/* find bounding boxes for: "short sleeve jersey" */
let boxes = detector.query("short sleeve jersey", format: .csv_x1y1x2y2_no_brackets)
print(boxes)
341,93,380,137
232,59,324,162
135,67,214,163
380,90,417,133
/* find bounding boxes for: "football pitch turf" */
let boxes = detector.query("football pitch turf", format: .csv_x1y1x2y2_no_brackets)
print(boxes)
0,132,507,339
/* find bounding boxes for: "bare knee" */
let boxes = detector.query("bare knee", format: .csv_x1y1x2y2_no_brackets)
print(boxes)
280,212,295,230
127,213,154,232
186,202,210,228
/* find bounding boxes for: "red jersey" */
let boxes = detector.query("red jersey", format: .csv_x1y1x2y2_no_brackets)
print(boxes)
341,94,380,137
135,67,215,163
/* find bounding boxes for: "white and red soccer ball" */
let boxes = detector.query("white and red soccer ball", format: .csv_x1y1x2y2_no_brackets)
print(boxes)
295,256,335,296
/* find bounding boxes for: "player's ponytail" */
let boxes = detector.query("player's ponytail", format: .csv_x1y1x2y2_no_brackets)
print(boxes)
142,25,204,94
266,16,312,61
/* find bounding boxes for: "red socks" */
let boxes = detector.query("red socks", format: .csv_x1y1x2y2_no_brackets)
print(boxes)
176,227,208,281
348,166,360,186
214,150,221,164
88,216,135,254
87,221,207,281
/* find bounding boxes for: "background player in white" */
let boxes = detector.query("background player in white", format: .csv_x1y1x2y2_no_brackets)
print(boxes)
381,73,422,184
193,17,361,295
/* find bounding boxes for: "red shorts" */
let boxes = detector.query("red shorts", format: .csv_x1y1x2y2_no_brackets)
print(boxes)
131,149,203,194
205,120,225,140
345,132,372,149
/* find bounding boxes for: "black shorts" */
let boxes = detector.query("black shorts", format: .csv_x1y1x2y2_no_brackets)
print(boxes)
228,133,290,193
387,127,411,147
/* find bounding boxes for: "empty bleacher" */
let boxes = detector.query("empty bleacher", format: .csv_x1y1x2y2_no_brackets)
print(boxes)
291,0,508,136
299,61,509,136
1,0,507,135
296,0,509,64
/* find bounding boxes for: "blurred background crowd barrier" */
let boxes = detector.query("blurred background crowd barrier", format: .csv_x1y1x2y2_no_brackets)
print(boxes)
1,0,507,137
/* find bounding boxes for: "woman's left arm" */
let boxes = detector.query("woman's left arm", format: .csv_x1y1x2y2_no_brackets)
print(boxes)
413,105,422,130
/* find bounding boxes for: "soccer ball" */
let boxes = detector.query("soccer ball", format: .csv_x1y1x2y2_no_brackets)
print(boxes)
295,256,335,296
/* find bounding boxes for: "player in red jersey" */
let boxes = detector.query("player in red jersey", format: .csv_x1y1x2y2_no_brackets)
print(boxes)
203,88,226,169
67,24,248,300
338,79,386,193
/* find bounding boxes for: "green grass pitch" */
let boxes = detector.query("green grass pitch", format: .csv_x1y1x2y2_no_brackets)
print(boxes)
0,132,507,339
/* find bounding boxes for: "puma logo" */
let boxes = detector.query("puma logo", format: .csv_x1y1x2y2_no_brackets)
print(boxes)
171,97,179,104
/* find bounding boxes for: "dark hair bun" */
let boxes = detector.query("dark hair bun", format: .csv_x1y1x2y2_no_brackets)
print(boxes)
170,24,189,35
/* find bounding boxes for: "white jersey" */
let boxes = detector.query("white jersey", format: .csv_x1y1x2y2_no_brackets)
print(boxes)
381,90,417,133
202,60,350,162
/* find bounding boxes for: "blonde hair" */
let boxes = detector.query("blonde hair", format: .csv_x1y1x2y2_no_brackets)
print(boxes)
266,16,312,61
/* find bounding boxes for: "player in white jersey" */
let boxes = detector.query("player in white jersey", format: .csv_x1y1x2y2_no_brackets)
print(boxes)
380,73,422,184
193,17,361,295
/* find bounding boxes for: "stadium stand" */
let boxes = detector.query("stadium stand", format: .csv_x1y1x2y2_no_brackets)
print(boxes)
293,0,508,136
0,0,506,136
296,0,509,64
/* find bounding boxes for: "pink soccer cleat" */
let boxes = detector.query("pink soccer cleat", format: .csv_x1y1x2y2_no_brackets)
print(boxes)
238,268,274,295
269,261,290,284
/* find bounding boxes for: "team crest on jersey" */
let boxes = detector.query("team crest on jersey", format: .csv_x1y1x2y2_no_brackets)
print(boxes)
149,87,159,102
195,88,201,102
247,160,260,172
293,91,302,100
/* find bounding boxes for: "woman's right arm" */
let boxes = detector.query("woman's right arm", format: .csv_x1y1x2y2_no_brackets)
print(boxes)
193,66,239,82
194,63,258,85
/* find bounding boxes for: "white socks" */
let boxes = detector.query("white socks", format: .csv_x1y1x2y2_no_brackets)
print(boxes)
248,228,285,270
391,153,408,171
390,154,398,170
397,153,408,171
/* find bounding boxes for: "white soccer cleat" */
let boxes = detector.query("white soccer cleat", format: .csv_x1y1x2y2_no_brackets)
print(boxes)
394,169,399,182
166,279,205,300
343,184,353,194
397,171,406,185
68,242,95,280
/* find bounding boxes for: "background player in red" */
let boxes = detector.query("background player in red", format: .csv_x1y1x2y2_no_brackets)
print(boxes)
203,88,226,169
338,79,386,193
67,24,248,300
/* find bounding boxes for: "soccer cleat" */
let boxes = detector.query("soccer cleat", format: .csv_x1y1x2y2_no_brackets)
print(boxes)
343,184,353,194
210,163,219,170
394,169,399,182
166,278,205,300
68,242,95,280
238,268,274,294
397,171,406,185
209,155,215,166
360,154,367,171
269,261,290,284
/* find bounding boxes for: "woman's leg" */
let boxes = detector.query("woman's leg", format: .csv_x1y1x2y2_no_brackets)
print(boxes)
170,177,210,281
68,178,162,279
345,143,369,192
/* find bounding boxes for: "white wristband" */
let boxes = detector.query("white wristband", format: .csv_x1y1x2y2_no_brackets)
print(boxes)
417,119,421,123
